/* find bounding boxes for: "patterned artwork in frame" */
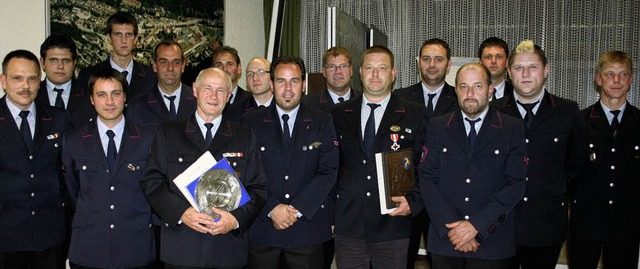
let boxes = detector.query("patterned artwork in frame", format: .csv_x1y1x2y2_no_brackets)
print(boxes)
50,0,224,82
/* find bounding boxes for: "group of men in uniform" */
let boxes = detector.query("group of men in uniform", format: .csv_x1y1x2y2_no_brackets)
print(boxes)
0,10,638,269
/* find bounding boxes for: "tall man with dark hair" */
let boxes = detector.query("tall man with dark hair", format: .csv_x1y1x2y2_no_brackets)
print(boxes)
478,37,513,100
126,39,196,129
302,46,360,113
77,11,156,100
213,46,249,104
491,40,586,269
0,50,68,269
420,63,527,269
332,45,428,268
141,68,268,268
395,38,459,269
62,68,157,268
38,34,95,127
244,56,338,269
569,51,640,269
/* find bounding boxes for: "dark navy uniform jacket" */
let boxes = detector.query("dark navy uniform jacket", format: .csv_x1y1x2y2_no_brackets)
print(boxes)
243,104,338,248
420,108,527,259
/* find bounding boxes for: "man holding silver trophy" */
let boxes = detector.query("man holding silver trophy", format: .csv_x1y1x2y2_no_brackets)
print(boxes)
141,67,268,269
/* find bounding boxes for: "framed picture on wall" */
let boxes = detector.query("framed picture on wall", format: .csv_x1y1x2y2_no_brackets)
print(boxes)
49,0,224,84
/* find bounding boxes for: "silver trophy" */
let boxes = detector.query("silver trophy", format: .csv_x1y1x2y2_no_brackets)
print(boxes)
196,169,242,220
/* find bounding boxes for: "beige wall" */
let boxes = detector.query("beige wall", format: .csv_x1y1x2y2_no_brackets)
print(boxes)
0,0,264,90
225,0,265,90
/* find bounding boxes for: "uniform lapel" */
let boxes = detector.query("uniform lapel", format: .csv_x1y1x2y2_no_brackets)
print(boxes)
0,98,26,153
184,115,209,152
434,84,457,115
343,96,365,154
147,87,171,120
530,91,554,130
473,108,503,154
32,105,56,152
587,104,613,139
446,111,471,154
263,106,286,153
376,94,405,151
81,120,110,170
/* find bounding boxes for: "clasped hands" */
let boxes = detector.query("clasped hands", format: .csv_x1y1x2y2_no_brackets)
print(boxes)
446,220,480,253
180,207,238,235
270,204,299,230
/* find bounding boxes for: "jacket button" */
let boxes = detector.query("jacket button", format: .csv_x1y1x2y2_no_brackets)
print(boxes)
442,147,448,152
367,175,371,180
554,138,559,142
260,147,265,151
611,165,616,170
110,224,115,229
464,215,469,220
284,175,289,180
611,148,616,153
178,158,183,162
523,197,528,202
110,186,115,191
366,192,371,197
285,194,290,199
362,160,367,164
610,183,614,187
82,165,87,170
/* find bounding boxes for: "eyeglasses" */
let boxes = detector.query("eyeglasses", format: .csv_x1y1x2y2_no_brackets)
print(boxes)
246,69,270,78
324,64,351,71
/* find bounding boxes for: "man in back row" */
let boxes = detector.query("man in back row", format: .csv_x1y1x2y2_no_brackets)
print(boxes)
302,46,359,113
478,37,513,100
126,39,196,129
77,11,156,100
394,38,459,269
37,34,95,128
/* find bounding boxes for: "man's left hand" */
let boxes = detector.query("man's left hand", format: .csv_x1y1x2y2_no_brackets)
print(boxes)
388,196,411,216
207,207,239,236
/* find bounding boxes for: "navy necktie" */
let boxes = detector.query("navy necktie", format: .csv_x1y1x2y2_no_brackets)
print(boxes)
204,123,214,147
426,93,436,117
610,110,621,137
363,103,380,156
282,114,291,149
53,88,65,109
466,117,481,149
106,130,117,171
338,97,345,103
517,100,539,130
19,111,33,152
164,95,177,119
492,89,498,101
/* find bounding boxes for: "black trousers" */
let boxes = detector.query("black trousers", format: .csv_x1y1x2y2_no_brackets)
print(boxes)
568,231,640,269
431,253,511,269
247,242,324,269
0,245,64,269
509,244,562,269
407,210,431,269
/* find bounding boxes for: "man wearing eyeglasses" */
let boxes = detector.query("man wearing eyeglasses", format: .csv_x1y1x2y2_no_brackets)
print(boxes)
126,39,196,130
224,57,273,123
332,45,428,268
302,47,360,113
395,38,460,269
212,46,249,105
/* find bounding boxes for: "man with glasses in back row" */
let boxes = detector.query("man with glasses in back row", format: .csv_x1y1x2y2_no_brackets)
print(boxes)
302,46,360,113
224,57,274,123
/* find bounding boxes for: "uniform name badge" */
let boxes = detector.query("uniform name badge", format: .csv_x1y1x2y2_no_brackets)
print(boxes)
390,133,400,151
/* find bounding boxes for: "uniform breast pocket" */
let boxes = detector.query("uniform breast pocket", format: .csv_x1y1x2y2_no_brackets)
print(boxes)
121,160,147,191
538,131,569,162
75,160,100,191
167,153,198,176
225,157,247,180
